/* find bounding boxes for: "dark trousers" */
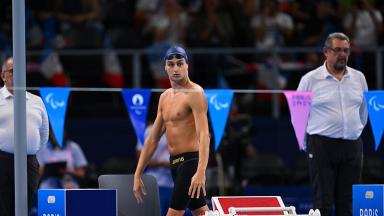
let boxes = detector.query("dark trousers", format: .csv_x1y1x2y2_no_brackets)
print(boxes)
0,150,40,216
307,135,363,216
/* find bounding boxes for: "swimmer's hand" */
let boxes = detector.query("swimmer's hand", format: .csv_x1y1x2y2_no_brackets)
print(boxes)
189,171,206,199
133,176,147,203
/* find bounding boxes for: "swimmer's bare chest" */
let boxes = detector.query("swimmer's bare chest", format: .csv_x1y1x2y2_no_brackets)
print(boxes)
161,91,197,154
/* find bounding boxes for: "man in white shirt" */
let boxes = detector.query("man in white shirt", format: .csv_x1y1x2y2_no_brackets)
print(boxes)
297,32,368,216
0,57,49,216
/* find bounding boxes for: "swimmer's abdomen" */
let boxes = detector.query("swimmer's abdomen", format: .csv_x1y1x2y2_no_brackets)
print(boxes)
165,117,198,156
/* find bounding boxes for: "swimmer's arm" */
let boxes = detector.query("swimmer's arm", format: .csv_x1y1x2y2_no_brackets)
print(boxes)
133,97,165,204
134,95,165,177
133,102,165,204
191,90,210,174
188,89,210,198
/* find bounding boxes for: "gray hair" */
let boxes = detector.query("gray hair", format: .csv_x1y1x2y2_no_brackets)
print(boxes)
324,32,350,48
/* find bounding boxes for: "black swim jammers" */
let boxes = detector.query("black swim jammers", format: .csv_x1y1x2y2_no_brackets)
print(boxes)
169,151,207,211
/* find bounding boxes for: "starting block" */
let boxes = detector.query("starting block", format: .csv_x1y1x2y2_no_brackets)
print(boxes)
212,196,287,215
209,196,320,216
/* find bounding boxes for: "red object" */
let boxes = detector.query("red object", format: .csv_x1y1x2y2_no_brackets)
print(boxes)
102,73,124,88
212,196,285,215
102,51,125,88
156,78,171,88
49,73,68,87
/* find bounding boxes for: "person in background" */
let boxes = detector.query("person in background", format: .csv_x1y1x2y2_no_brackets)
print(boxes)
343,0,382,48
0,57,49,216
297,32,368,216
37,128,88,189
343,0,382,87
250,0,294,49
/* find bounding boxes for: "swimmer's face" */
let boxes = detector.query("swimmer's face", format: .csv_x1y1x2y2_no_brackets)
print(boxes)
165,56,189,83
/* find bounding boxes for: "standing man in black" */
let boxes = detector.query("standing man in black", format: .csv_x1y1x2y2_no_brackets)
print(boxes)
297,32,368,216
0,57,49,216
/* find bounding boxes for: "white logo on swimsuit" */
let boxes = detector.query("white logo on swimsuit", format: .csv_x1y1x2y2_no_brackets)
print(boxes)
45,93,65,109
209,94,229,111
132,94,145,115
368,96,384,111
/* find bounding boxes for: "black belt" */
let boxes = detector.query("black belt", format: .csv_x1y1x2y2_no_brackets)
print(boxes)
308,134,359,144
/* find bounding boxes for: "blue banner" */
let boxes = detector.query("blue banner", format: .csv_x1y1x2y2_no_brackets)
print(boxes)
365,91,384,151
40,87,70,147
205,89,233,150
122,89,152,146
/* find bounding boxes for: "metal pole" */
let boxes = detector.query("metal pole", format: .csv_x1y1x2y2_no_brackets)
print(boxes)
376,49,383,90
12,0,28,215
133,54,141,88
271,48,280,118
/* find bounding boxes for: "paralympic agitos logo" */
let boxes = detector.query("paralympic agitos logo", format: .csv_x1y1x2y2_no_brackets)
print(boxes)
209,94,229,111
45,93,65,109
369,96,384,111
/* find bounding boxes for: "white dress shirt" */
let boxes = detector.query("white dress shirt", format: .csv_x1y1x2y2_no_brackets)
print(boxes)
0,86,49,154
297,63,368,140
